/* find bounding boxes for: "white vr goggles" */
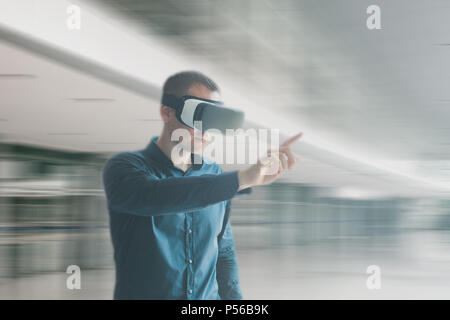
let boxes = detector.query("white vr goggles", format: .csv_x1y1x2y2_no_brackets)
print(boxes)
161,94,245,134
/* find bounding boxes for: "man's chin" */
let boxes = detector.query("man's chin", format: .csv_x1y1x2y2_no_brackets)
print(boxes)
192,139,206,150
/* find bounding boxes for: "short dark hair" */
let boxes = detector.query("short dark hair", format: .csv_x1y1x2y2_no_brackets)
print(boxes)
162,71,220,98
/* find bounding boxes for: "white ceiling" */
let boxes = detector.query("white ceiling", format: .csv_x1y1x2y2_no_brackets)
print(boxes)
0,39,163,152
1,0,449,199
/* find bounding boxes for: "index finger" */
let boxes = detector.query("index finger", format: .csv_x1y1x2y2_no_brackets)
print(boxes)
281,132,303,147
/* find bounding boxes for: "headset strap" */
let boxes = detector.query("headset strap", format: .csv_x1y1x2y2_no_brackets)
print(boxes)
161,94,184,110
162,94,224,110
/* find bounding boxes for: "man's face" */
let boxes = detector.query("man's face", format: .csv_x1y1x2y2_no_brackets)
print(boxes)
161,83,221,154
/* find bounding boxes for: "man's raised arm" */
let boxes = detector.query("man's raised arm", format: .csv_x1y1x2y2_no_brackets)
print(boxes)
102,154,240,216
103,132,302,217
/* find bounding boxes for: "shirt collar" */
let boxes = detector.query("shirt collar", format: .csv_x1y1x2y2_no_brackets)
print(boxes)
143,136,204,171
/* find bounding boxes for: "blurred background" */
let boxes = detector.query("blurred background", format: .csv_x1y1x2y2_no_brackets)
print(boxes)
1,0,450,299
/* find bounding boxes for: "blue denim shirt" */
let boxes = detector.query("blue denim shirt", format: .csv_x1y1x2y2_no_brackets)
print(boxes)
102,136,244,300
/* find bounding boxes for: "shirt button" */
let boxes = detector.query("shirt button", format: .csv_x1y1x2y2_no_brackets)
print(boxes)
188,229,192,234
189,259,192,264
188,289,193,294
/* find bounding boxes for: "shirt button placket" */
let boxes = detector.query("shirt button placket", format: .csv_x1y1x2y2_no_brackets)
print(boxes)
186,212,194,298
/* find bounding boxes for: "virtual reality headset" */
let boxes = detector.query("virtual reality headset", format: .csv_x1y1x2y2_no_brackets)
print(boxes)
161,94,245,134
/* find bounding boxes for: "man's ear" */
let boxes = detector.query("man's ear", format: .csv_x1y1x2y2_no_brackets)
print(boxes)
160,105,172,123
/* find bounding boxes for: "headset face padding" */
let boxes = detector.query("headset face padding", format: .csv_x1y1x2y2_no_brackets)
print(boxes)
162,94,245,134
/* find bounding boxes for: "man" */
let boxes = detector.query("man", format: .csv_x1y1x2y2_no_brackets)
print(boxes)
102,71,302,299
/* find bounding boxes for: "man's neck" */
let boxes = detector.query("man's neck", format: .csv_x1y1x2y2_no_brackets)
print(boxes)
156,131,192,172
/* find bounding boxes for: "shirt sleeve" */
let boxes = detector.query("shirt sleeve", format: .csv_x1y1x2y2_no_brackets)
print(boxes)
216,199,243,300
102,153,240,216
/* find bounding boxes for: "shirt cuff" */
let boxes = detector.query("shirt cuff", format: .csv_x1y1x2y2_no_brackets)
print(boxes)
237,187,252,196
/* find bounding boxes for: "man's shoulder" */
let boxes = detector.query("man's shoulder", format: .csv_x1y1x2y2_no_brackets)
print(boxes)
105,150,141,164
102,150,147,174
